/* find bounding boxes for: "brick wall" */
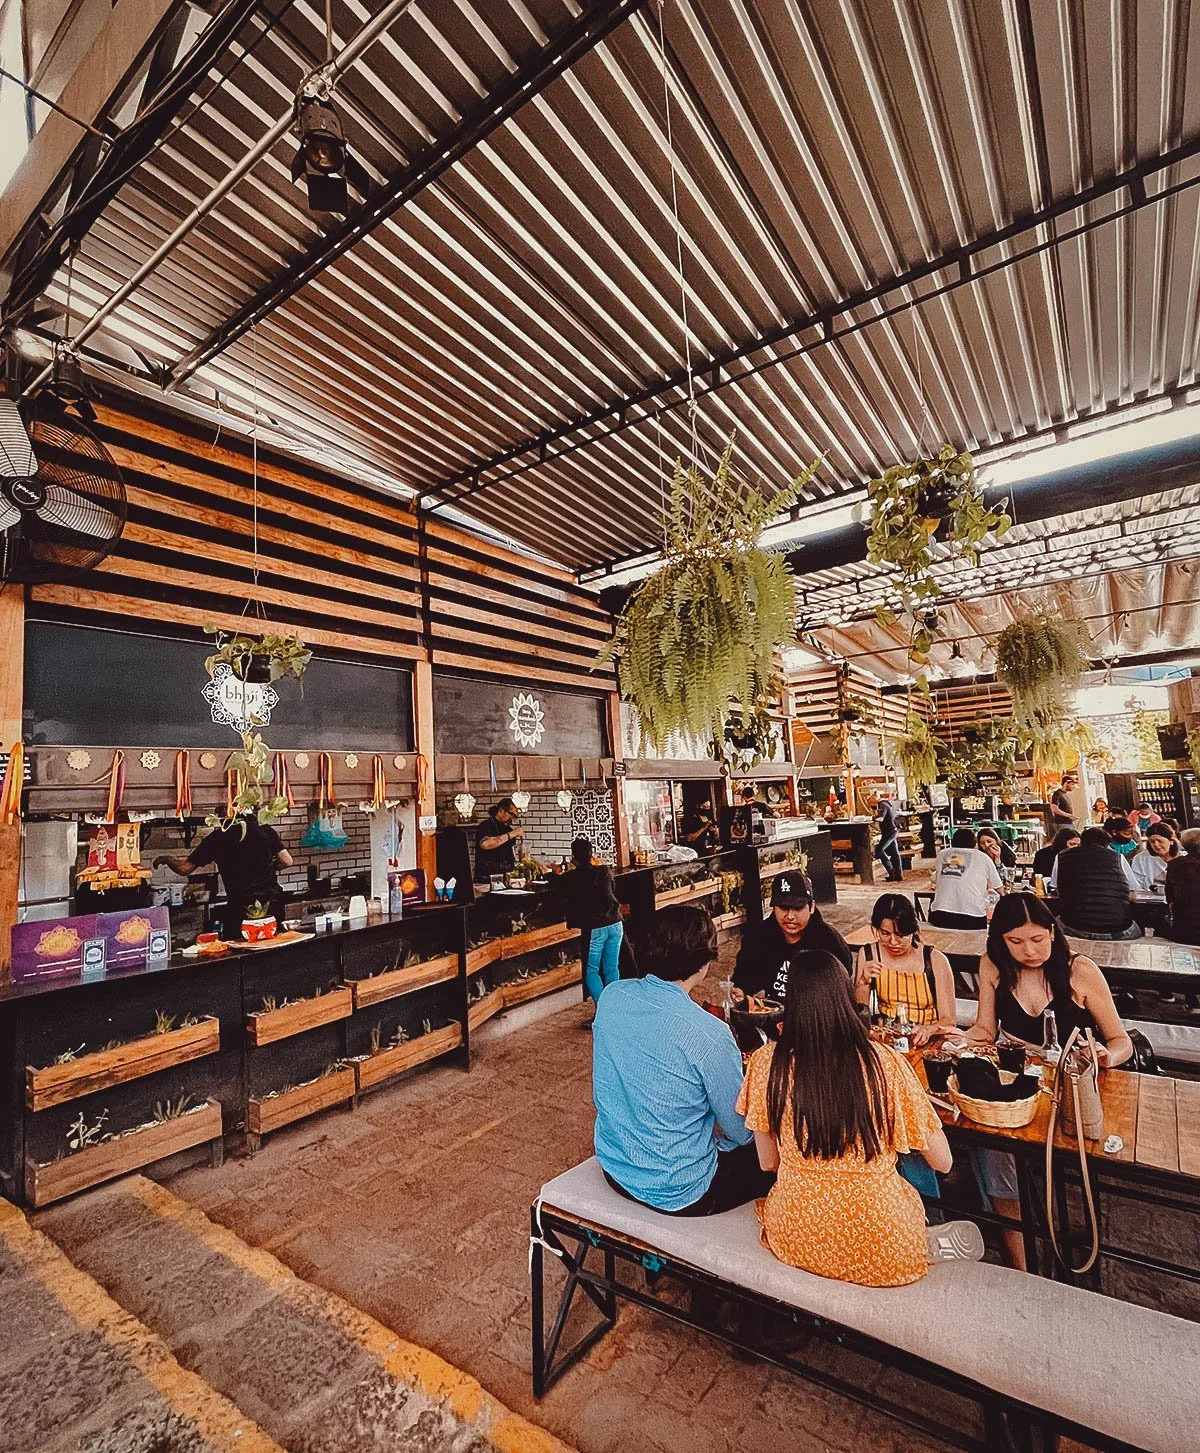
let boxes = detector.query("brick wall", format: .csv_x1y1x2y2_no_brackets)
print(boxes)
436,788,616,868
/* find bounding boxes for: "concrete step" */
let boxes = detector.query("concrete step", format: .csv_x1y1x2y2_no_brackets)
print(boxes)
0,1196,280,1453
34,1176,573,1453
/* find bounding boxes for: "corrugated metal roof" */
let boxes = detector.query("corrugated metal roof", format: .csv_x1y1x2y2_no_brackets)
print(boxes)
13,0,1200,571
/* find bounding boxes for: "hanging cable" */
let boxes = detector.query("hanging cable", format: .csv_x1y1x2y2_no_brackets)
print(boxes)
653,0,701,474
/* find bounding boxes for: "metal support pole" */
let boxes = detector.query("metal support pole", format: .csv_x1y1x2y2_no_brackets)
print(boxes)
19,0,419,399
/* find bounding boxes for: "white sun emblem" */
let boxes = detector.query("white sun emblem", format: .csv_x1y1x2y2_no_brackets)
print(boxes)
508,691,546,749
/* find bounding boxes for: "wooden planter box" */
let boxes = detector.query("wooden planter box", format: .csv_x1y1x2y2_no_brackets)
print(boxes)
712,910,746,932
247,1067,356,1136
26,1018,220,1112
467,987,505,1031
502,959,582,1009
466,941,501,973
246,986,353,1046
654,877,721,909
355,1023,463,1092
350,953,458,1010
498,923,577,959
25,1099,223,1208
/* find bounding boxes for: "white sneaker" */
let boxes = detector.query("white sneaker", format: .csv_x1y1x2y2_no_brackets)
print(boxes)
927,1221,985,1264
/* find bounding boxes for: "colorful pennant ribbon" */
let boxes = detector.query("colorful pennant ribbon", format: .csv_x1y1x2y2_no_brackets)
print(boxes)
104,750,126,823
174,750,193,818
415,752,430,802
514,757,522,794
272,752,296,809
0,743,23,826
225,768,241,818
489,755,497,791
370,754,386,810
317,752,337,810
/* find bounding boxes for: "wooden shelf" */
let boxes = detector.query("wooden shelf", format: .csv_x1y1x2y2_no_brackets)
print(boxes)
653,877,721,909
350,953,458,1010
465,941,501,973
497,923,577,959
468,987,505,1031
246,986,353,1046
26,1018,220,1112
501,959,582,1008
712,910,746,932
25,1099,223,1208
355,1023,463,1092
248,1068,356,1136
758,863,807,882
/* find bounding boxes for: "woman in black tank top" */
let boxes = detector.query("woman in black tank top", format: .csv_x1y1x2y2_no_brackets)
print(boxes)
966,894,1132,1066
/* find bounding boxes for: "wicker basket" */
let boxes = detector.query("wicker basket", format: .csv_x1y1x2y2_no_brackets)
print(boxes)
947,1072,1041,1128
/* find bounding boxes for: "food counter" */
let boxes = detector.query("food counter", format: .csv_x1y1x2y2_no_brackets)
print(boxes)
0,896,588,1209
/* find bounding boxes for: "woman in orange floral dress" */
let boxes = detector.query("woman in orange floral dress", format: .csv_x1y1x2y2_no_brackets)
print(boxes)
735,951,982,1287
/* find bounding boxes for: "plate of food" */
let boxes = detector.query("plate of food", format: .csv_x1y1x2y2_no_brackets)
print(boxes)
729,994,784,1050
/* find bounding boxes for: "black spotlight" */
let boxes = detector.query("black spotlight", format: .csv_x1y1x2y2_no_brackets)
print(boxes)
291,92,368,214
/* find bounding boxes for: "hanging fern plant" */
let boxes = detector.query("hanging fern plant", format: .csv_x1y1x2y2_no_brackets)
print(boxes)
889,712,943,789
601,436,816,752
994,611,1091,727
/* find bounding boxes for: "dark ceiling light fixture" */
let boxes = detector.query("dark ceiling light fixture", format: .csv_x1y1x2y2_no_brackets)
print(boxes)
291,4,369,215
291,87,368,214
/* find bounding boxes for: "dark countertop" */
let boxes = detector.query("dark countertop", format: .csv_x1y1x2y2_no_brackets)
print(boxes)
0,903,458,1007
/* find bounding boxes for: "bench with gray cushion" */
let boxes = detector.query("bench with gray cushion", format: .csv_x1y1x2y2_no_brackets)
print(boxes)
954,996,1200,1070
532,1157,1200,1452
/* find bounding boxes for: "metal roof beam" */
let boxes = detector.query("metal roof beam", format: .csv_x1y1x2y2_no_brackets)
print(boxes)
434,132,1200,509
3,0,265,317
166,0,649,387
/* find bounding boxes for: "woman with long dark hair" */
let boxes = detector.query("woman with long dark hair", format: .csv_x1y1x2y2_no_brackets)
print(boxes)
559,837,623,1009
966,892,1131,1267
736,951,982,1286
854,892,957,1044
1031,825,1080,881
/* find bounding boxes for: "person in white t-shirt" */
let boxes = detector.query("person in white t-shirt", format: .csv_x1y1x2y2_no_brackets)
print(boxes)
1129,822,1178,893
929,828,1002,929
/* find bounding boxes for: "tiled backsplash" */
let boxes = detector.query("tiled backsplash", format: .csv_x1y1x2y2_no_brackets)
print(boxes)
436,788,616,868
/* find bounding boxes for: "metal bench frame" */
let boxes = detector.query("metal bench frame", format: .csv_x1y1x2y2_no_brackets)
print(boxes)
529,1202,1140,1453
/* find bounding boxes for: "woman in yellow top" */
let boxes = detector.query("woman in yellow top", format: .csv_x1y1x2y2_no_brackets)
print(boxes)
853,892,957,1043
736,951,983,1286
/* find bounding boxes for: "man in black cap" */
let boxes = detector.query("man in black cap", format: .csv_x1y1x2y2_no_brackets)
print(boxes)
731,872,852,1003
473,797,524,883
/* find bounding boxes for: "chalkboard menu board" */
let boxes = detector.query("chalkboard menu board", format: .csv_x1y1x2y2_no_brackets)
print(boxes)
433,671,606,756
24,622,414,751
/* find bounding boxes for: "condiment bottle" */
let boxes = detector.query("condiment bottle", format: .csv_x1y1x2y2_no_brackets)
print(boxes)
893,1001,910,1053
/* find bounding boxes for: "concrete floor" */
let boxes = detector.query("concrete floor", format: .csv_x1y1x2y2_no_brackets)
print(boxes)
151,873,961,1453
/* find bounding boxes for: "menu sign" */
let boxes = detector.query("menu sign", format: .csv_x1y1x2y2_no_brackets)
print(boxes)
12,906,171,984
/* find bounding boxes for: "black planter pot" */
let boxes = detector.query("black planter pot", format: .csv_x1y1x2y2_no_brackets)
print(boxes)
917,481,954,540
241,657,273,684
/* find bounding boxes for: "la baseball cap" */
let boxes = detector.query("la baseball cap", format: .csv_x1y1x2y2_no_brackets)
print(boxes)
771,874,814,909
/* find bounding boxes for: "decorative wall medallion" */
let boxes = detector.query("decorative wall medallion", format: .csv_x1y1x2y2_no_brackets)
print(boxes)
453,792,476,818
294,752,310,769
393,755,406,769
203,663,278,734
507,691,546,749
345,753,359,768
66,749,92,772
140,750,161,771
510,790,531,812
199,752,218,770
556,789,574,811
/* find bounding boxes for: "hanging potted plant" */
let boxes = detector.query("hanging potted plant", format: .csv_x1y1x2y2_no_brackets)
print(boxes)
888,712,943,789
601,435,817,752
203,627,312,684
866,446,1009,682
206,730,291,834
994,611,1091,728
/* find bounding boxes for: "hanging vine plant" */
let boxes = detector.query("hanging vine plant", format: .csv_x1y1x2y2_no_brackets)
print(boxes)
994,611,1091,727
601,436,817,752
888,712,944,789
867,445,1010,688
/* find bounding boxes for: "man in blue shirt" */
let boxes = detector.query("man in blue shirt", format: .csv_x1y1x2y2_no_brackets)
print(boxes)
592,904,775,1215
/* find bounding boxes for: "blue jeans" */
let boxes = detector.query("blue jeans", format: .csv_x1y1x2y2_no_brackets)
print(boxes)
585,920,623,1003
876,836,904,881
898,1152,942,1224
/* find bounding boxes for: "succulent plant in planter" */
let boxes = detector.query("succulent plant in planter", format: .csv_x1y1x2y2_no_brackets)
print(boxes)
241,900,278,943
203,627,312,684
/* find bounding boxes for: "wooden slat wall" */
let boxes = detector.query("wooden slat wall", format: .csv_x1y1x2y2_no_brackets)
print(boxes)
788,664,919,740
27,402,614,693
423,517,613,691
931,682,1015,741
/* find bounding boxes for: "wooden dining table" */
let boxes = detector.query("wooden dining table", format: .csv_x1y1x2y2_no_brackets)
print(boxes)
910,1047,1200,1294
846,921,1200,993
